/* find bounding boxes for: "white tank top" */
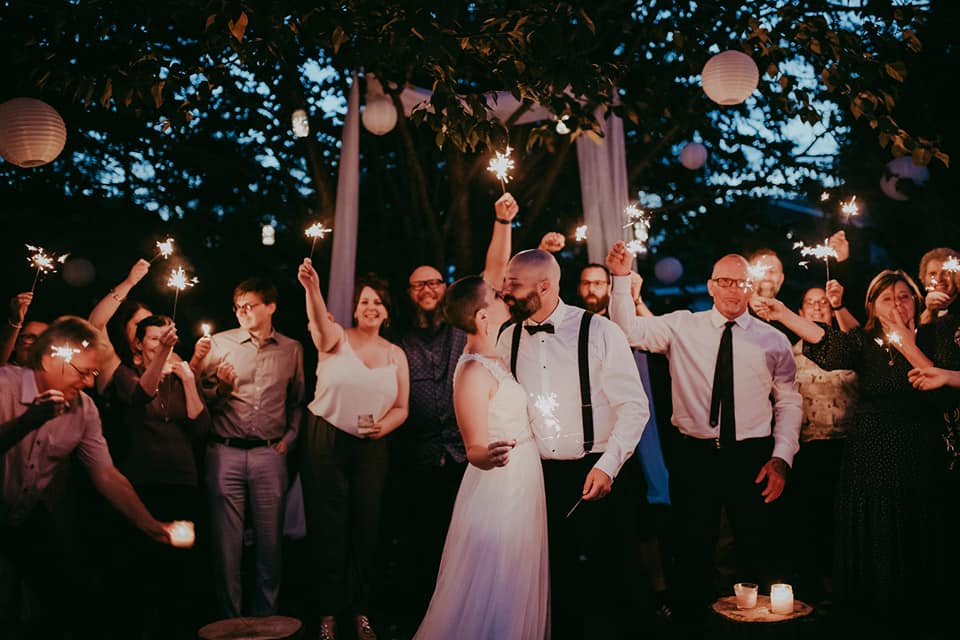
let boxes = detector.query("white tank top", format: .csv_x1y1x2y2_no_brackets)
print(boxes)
308,338,399,437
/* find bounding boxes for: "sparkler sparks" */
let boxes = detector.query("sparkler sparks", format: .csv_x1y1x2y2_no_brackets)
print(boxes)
201,323,212,338
151,237,175,263
794,239,838,283
626,239,648,257
622,204,646,228
305,222,333,258
886,331,903,348
167,266,199,322
50,344,81,364
944,256,960,273
26,244,69,294
487,146,514,193
747,262,770,281
840,196,859,221
575,225,588,242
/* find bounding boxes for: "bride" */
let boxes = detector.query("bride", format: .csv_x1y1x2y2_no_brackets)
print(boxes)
414,275,549,640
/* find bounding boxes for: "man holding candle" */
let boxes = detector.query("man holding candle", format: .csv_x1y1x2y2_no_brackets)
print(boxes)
607,244,802,622
0,316,173,637
198,277,305,619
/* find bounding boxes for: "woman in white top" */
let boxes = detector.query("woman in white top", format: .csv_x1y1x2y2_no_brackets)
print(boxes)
414,275,549,640
296,259,410,640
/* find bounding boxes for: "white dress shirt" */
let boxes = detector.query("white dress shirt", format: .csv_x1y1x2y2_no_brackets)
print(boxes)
610,276,802,466
496,299,649,479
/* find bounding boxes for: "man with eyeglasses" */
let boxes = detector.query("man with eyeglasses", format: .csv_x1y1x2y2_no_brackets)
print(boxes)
198,277,305,618
388,193,517,631
0,316,173,637
607,244,801,622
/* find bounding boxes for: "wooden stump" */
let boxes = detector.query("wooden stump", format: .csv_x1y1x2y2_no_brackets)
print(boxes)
712,595,813,623
197,615,303,640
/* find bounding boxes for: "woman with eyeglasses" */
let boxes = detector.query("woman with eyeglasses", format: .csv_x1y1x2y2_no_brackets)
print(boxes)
754,270,955,626
296,258,409,640
109,314,210,636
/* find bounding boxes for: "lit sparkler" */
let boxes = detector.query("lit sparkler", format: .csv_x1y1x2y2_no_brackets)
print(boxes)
167,266,199,321
575,225,588,242
944,256,960,273
201,323,212,338
487,146,514,193
305,222,332,258
794,239,838,283
50,344,81,364
622,204,646,228
820,192,830,202
626,239,648,257
840,196,859,223
26,244,69,294
150,237,175,264
747,262,770,282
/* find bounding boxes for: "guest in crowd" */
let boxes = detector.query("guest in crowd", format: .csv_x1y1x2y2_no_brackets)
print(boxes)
788,286,858,601
112,315,211,637
199,277,305,618
297,260,409,640
918,247,959,324
0,292,47,366
390,192,516,631
0,317,173,638
608,243,801,620
754,270,954,623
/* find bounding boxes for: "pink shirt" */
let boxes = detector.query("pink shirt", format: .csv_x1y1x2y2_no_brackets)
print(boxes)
0,366,112,525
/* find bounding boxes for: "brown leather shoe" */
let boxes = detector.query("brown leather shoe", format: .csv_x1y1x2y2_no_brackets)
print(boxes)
318,615,336,640
355,614,377,640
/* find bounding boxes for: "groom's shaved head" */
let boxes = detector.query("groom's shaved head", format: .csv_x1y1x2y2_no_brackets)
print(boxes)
508,250,561,286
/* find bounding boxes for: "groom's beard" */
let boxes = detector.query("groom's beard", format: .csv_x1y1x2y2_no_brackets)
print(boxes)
504,290,541,324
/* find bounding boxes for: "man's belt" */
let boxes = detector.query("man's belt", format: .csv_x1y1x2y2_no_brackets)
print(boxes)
210,434,280,449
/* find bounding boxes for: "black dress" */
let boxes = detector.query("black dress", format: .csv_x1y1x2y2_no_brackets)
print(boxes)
803,323,949,612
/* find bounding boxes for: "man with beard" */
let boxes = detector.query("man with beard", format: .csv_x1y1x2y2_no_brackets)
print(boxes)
390,193,517,633
497,249,649,639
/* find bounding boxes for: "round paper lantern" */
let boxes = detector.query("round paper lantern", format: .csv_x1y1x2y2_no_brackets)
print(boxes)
62,257,95,288
361,94,397,136
701,51,759,106
880,156,930,201
680,142,708,170
0,98,67,168
654,257,683,284
291,108,310,138
879,175,908,201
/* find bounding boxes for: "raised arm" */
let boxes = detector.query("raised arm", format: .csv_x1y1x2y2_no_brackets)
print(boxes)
297,258,343,354
88,259,150,330
482,192,518,289
606,242,673,351
751,297,826,344
0,293,33,365
825,280,860,333
137,324,178,399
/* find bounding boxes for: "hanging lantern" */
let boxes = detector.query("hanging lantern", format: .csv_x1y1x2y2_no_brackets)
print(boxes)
880,156,930,201
701,51,759,106
261,224,276,246
654,257,684,284
0,98,67,168
680,142,708,170
362,94,397,136
291,109,310,138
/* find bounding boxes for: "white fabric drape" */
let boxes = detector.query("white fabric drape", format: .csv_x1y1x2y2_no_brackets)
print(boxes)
575,107,630,265
327,72,360,325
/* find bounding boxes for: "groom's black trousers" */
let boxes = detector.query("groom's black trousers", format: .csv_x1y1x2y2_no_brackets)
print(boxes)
543,454,645,640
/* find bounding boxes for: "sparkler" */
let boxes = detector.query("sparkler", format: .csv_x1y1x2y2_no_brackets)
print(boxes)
201,323,212,338
794,239,838,283
26,244,69,294
167,266,198,321
622,204,646,228
305,223,332,258
926,256,960,292
747,262,770,282
50,344,81,364
575,225,588,242
150,237,175,264
840,196,859,223
486,146,514,193
622,204,651,257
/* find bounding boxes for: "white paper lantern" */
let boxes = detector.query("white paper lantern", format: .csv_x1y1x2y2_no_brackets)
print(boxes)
701,51,759,106
0,98,67,168
880,156,930,201
680,142,708,170
362,94,397,136
654,257,684,284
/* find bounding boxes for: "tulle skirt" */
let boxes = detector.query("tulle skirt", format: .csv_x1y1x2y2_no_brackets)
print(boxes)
414,438,549,640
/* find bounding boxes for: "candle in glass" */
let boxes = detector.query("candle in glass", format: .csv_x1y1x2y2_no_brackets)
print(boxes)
770,583,794,614
733,582,758,609
168,520,196,548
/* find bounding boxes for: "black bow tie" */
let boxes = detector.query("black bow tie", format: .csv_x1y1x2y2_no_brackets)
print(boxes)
525,323,555,335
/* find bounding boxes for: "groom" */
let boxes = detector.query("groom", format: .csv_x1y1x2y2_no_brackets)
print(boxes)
497,249,649,639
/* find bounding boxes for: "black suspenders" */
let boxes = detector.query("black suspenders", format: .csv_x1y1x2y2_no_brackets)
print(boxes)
508,311,595,452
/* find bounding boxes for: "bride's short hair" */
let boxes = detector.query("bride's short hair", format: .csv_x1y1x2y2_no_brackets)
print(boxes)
442,275,488,334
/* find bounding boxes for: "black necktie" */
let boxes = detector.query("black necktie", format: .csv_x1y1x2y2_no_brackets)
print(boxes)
710,321,736,447
525,323,555,335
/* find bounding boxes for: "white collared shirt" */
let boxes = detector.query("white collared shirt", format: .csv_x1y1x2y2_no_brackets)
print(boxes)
496,299,649,479
610,276,802,465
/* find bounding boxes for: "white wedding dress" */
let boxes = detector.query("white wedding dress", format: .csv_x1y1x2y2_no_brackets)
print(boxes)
414,354,549,640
